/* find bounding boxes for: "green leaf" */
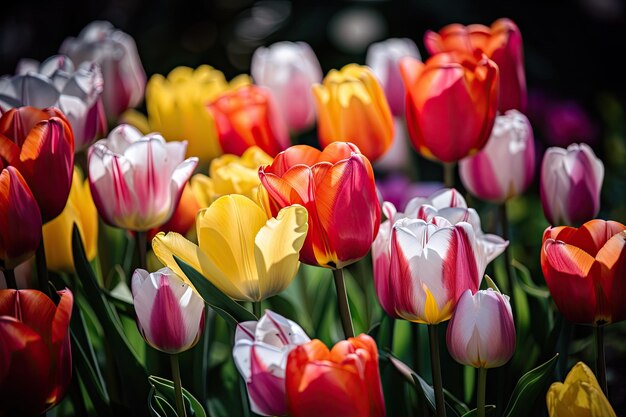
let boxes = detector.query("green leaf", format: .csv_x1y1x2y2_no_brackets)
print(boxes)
461,405,496,417
148,386,178,417
502,354,559,417
174,256,257,325
71,331,110,405
512,260,551,299
149,375,207,417
444,388,471,415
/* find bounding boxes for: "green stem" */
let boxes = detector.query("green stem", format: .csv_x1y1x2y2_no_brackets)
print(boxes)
499,203,513,293
594,324,608,395
137,231,147,270
333,268,354,338
35,237,50,296
170,354,187,417
4,268,17,289
443,162,455,188
477,367,487,417
428,324,446,417
253,300,262,318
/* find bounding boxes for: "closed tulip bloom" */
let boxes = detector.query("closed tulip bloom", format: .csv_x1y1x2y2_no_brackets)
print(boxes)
152,194,308,302
131,267,204,353
425,19,526,112
546,362,616,417
88,124,198,231
42,168,98,272
313,64,394,162
540,143,604,226
146,65,250,162
446,289,515,368
233,310,311,416
0,55,107,151
400,52,499,163
207,85,290,157
252,42,322,132
460,110,535,202
286,334,386,417
0,107,74,222
259,142,380,269
60,21,146,120
541,219,626,324
366,38,421,116
0,288,73,416
0,167,42,270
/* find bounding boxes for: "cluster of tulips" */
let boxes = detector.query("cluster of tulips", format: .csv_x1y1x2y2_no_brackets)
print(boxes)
0,16,624,417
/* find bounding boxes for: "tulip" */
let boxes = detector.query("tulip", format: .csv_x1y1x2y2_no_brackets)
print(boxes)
313,64,394,162
0,288,73,416
259,142,380,269
424,19,526,112
400,52,499,163
376,175,443,212
233,310,311,416
152,194,308,302
60,21,146,120
0,55,107,151
131,267,205,353
42,168,98,272
546,362,616,417
286,334,386,417
207,85,289,158
460,110,535,202
190,146,273,208
0,167,42,270
366,38,421,116
251,42,322,132
146,65,250,163
446,288,515,368
541,219,626,325
148,183,200,240
540,143,604,226
88,124,198,231
0,106,74,221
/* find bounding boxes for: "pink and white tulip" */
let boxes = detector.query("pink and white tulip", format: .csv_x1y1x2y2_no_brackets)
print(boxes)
251,42,322,132
60,21,146,120
460,110,535,202
233,310,310,416
88,124,198,231
131,267,205,354
446,288,516,368
540,143,604,226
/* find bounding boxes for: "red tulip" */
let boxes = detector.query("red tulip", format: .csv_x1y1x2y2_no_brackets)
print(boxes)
286,334,386,417
0,288,73,416
541,220,626,324
400,52,499,163
0,107,74,222
259,142,380,269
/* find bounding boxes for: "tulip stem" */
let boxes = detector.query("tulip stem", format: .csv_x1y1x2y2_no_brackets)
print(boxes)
170,354,187,417
443,163,455,188
137,231,147,270
428,324,446,417
333,268,354,338
477,367,487,417
594,324,608,395
253,301,262,318
4,268,17,289
35,238,50,296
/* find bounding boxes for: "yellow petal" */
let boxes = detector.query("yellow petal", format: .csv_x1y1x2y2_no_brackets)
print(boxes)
190,174,216,208
254,204,308,300
423,284,441,324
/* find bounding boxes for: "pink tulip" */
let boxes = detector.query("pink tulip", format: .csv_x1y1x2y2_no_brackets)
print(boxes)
251,42,322,132
233,310,310,416
446,288,516,368
88,124,198,231
131,267,205,354
540,143,603,226
460,110,535,202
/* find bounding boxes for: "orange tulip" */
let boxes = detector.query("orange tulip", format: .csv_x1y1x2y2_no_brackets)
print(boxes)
259,142,380,269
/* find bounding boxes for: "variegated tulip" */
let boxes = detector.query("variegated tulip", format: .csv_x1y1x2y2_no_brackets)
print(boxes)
233,310,311,416
88,124,198,231
152,194,308,302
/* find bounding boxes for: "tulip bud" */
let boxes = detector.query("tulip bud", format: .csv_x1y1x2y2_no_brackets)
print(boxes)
460,110,535,202
233,310,311,416
251,42,322,132
446,288,516,368
540,143,603,226
131,267,205,354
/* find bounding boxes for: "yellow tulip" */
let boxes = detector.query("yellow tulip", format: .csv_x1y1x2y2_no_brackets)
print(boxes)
152,194,308,301
547,362,616,417
42,168,98,272
145,65,250,163
312,64,394,162
190,146,273,207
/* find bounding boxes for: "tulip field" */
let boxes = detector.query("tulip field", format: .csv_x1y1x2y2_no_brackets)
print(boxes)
1,4,625,417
